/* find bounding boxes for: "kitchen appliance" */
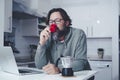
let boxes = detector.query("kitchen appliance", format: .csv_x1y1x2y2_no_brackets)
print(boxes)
61,56,74,76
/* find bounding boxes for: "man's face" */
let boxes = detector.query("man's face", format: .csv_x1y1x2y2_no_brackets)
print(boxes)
49,12,65,31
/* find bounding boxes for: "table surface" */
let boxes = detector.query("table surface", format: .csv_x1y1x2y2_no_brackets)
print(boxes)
0,70,97,80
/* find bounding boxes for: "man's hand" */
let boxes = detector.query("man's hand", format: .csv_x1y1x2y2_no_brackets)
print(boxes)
39,27,51,46
42,63,60,74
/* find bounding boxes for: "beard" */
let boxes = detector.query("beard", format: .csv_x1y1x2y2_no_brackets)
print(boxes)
52,26,69,41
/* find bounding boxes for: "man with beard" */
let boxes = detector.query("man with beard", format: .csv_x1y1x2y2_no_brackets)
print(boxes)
35,8,93,79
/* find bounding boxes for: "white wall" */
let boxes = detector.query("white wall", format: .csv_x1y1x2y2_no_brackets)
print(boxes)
0,0,5,46
111,0,119,80
87,38,112,58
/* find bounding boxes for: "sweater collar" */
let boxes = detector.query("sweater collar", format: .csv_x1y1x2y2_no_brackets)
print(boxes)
58,27,72,48
51,27,72,49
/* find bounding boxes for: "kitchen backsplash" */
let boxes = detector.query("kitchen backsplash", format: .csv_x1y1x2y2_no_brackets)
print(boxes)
87,38,112,59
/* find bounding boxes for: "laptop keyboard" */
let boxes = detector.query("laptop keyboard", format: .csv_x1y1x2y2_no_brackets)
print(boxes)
18,67,44,75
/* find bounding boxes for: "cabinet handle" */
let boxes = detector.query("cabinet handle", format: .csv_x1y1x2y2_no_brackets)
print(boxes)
8,16,12,31
86,27,88,36
91,26,93,36
97,64,110,68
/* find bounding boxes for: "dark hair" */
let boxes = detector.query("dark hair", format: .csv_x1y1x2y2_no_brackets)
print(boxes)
46,8,72,26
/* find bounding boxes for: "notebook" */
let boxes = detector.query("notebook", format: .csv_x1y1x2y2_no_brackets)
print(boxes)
0,47,43,75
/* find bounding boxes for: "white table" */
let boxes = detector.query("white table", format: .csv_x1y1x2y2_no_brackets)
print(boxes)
0,70,97,80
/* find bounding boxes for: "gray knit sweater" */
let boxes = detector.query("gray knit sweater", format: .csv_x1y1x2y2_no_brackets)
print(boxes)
35,27,91,72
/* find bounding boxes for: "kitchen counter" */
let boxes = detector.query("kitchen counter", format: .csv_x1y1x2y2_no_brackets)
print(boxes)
88,55,112,61
88,57,112,61
0,70,97,80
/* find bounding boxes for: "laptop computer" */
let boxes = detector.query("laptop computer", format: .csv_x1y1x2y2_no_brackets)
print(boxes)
0,47,43,75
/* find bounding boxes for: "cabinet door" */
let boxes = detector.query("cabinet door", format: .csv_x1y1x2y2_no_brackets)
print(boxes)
64,7,92,37
4,0,12,32
89,61,112,80
61,1,113,38
95,68,112,80
90,3,112,37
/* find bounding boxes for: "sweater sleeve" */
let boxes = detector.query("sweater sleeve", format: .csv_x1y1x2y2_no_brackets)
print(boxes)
34,44,48,69
71,30,89,71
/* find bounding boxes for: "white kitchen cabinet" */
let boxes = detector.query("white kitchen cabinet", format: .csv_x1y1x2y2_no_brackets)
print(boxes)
89,61,112,80
61,0,113,38
83,4,112,38
89,3,113,37
4,0,12,33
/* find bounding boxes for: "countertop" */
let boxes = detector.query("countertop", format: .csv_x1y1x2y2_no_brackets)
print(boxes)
88,55,112,61
0,70,97,80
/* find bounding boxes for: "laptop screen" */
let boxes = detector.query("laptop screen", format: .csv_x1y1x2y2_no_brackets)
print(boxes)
0,47,19,75
0,46,43,75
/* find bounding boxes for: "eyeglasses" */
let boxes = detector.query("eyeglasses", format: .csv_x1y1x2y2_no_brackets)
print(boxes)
49,18,63,24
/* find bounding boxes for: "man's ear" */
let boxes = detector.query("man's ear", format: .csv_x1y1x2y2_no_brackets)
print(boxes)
65,21,69,27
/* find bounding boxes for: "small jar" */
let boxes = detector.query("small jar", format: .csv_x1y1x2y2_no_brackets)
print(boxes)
97,48,104,59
